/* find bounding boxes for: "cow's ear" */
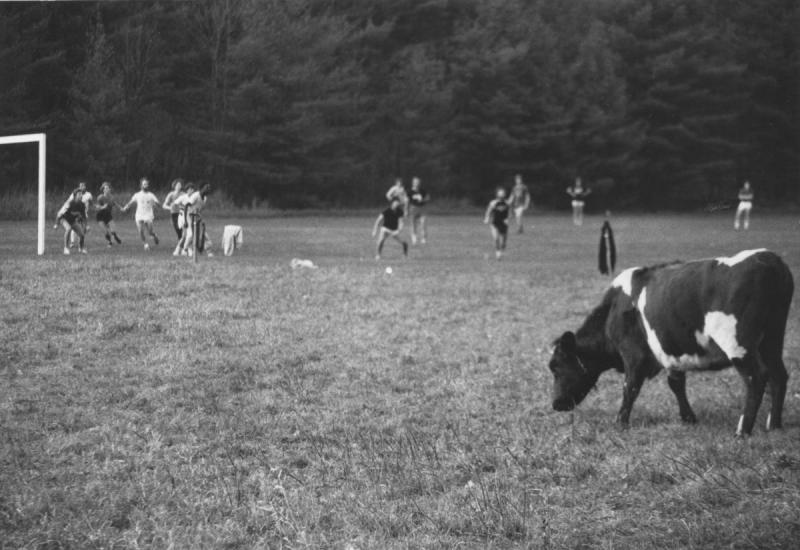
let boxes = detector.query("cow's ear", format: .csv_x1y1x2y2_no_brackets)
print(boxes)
559,331,577,354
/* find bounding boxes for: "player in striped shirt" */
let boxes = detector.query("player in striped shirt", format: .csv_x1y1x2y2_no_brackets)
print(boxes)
734,181,754,230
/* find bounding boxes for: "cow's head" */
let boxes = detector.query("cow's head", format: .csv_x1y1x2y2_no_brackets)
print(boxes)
549,331,599,411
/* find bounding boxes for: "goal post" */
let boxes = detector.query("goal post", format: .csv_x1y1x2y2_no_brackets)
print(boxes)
0,133,46,255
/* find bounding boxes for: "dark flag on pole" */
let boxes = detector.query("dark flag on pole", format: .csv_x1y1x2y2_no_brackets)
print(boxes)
598,219,616,275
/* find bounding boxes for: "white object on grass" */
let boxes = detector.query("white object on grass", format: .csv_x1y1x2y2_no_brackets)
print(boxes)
385,266,393,274
291,258,317,269
0,133,46,255
222,224,243,256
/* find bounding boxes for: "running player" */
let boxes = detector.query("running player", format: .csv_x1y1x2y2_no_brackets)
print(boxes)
172,182,194,255
408,177,429,244
162,179,185,241
484,187,510,259
94,182,123,246
122,178,161,250
385,178,408,215
566,177,591,226
55,189,88,255
509,174,531,233
373,198,409,260
734,181,754,230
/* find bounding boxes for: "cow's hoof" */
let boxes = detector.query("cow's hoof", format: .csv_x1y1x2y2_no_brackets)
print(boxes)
681,414,698,424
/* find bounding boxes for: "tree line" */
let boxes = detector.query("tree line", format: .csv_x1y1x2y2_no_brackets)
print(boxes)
0,0,797,209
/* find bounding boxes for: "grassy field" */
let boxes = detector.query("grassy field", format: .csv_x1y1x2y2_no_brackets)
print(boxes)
1,212,799,549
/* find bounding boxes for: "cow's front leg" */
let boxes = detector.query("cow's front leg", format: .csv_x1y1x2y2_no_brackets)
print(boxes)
667,371,697,423
616,362,647,426
734,354,768,437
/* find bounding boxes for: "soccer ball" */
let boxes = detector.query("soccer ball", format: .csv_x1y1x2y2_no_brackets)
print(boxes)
385,266,393,275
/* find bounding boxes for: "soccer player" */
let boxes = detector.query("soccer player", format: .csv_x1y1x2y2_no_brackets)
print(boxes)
408,177,429,244
509,174,531,234
122,178,161,250
385,178,408,215
162,178,185,241
55,189,88,255
94,182,123,246
484,187,511,259
734,181,754,230
373,198,408,260
175,182,213,257
68,181,93,248
566,177,591,226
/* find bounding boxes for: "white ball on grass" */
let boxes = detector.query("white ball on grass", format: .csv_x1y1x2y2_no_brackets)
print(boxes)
385,266,393,275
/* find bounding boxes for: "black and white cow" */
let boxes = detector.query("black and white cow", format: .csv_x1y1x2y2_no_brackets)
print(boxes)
548,249,794,436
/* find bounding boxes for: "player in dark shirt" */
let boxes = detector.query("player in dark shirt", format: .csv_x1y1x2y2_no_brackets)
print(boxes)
95,182,123,246
55,189,88,255
484,187,510,259
372,198,409,260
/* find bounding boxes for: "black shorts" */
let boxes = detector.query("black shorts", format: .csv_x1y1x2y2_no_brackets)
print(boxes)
171,212,182,236
492,221,508,235
62,213,81,226
96,211,112,224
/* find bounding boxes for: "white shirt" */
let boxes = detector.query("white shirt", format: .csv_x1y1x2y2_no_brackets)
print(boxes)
186,191,206,215
130,190,159,221
164,190,185,214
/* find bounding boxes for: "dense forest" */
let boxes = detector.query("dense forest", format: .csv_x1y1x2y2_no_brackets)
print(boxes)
0,0,797,209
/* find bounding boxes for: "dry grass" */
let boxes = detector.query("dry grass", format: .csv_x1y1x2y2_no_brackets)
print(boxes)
1,213,799,549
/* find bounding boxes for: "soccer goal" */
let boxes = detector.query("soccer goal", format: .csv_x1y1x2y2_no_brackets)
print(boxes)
0,133,46,255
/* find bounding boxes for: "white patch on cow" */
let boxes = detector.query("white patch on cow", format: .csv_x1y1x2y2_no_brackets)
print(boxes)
737,415,745,436
637,289,708,370
612,267,640,296
636,291,749,371
715,248,767,267
703,311,747,359
766,413,772,431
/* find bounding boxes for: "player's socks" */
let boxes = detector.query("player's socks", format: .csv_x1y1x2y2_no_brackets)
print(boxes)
63,247,70,255
153,234,159,245
402,242,409,256
105,234,112,245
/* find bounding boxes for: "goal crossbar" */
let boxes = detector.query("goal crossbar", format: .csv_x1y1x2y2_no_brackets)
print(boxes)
0,133,46,255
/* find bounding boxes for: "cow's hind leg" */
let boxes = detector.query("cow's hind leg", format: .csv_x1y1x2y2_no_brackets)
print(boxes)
667,371,697,423
761,330,788,431
733,353,769,437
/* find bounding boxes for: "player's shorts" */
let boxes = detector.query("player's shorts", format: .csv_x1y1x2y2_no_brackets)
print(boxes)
171,212,182,235
59,218,77,231
96,210,112,224
408,205,424,219
571,200,585,208
135,216,154,225
492,221,508,235
514,206,525,218
737,201,752,212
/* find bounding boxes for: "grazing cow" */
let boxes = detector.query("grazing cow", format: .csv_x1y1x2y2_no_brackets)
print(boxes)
548,249,794,436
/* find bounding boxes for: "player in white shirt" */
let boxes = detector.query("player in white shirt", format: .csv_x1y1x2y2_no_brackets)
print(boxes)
174,182,213,257
122,178,161,250
162,178,185,241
